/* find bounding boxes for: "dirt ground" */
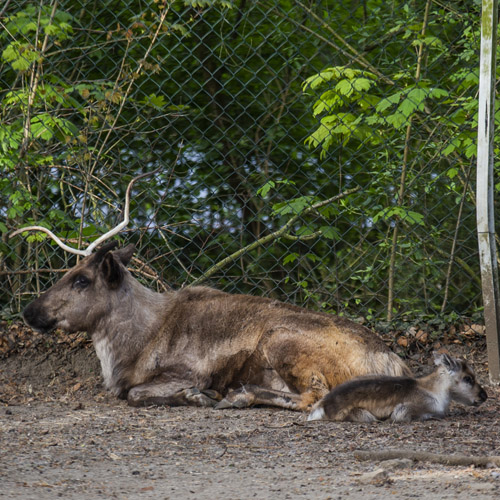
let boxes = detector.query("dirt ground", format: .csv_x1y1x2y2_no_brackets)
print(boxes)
1,322,500,499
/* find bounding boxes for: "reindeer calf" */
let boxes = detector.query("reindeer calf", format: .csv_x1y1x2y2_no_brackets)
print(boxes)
307,353,487,423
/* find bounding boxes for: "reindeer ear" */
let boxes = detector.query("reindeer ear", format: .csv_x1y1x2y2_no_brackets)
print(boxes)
93,242,132,289
113,244,135,265
93,241,119,262
100,252,124,289
433,352,459,373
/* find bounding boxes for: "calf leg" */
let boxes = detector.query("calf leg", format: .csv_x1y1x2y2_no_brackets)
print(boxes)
389,402,436,422
390,403,445,422
342,407,378,422
127,380,222,408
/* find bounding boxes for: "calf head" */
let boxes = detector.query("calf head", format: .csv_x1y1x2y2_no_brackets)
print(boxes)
434,353,488,406
23,242,135,334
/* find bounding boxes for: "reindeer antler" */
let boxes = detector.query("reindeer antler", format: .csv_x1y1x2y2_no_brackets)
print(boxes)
10,167,162,256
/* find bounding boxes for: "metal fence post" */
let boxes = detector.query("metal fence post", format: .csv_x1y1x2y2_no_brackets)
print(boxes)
477,0,500,383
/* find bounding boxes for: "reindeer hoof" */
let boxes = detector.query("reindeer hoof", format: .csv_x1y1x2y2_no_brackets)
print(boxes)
214,398,232,409
184,388,220,407
214,398,248,409
214,388,255,409
201,389,223,401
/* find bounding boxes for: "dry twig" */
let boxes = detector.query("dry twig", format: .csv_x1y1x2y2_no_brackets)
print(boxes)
354,449,500,467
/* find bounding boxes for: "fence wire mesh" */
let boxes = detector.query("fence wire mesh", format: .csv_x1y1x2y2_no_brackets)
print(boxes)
0,0,491,328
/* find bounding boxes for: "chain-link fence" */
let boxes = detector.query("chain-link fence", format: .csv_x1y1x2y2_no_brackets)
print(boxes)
0,0,490,328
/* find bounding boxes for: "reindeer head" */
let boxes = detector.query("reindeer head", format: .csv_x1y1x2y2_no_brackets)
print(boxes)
23,243,136,334
433,352,488,406
10,169,160,334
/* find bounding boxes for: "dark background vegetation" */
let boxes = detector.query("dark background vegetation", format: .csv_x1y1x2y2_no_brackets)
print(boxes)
0,0,495,333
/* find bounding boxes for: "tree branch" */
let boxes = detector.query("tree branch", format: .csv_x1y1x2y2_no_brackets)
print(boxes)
425,240,482,287
189,186,361,286
290,1,394,86
355,449,500,467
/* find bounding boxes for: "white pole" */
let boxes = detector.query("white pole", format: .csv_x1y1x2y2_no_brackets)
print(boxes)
477,0,500,383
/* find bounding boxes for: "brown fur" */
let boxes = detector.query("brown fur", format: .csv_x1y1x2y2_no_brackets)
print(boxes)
23,242,411,410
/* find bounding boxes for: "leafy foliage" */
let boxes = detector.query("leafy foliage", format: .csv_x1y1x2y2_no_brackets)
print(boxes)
0,0,489,327
301,0,486,320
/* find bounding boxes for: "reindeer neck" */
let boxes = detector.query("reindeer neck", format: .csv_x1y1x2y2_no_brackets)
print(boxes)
92,276,171,344
90,277,171,396
125,278,169,330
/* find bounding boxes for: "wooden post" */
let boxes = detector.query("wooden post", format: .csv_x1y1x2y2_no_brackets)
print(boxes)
477,0,500,383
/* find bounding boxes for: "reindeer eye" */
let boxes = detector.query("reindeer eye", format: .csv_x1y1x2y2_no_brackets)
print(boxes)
73,275,91,289
463,375,473,385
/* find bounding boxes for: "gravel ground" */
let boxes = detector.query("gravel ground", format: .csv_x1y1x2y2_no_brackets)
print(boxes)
1,324,499,499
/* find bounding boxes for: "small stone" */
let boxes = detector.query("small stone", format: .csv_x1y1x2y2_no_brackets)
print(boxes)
379,458,413,470
358,469,390,486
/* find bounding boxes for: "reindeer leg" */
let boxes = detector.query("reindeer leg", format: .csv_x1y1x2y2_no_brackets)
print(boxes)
127,381,222,408
342,407,378,422
390,403,444,422
390,403,416,422
215,385,307,411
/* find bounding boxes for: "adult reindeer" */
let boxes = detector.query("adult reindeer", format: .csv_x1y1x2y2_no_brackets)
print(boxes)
11,171,410,410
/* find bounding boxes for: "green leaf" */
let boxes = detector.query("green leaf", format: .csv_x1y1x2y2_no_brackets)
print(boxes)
305,122,333,149
351,78,373,92
306,253,318,263
7,207,18,218
335,79,355,97
303,68,341,91
183,0,233,8
386,111,408,129
443,141,458,156
296,226,314,237
257,180,275,197
312,90,341,116
2,42,38,71
320,226,339,240
141,93,167,110
404,210,425,225
375,92,402,113
283,253,299,265
0,125,22,152
272,196,315,216
428,87,449,99
44,24,60,36
27,232,48,243
30,114,78,141
373,207,424,226
31,115,55,140
412,35,444,49
404,88,428,113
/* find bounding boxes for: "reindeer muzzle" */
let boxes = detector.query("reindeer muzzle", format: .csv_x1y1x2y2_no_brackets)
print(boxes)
23,301,57,334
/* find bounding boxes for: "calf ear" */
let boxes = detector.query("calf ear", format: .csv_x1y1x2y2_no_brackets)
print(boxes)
433,352,459,373
100,252,124,289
